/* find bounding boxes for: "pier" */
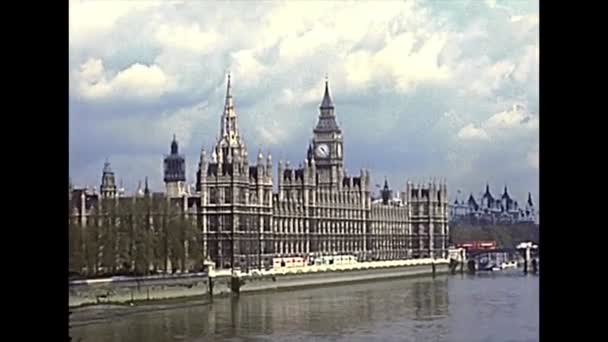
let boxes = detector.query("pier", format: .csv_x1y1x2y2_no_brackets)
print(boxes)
448,242,539,274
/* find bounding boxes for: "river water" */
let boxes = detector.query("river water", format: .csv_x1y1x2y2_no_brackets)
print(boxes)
71,272,539,342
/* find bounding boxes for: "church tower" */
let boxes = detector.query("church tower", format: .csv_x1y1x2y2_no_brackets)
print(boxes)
100,159,117,198
310,78,344,189
164,134,186,198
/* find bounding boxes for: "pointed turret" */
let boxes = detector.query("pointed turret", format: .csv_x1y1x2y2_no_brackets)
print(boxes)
136,180,144,197
144,177,150,196
170,134,178,154
220,73,238,140
225,73,233,109
317,77,339,123
381,177,391,205
320,77,334,110
467,193,478,210
306,143,313,162
527,192,534,207
214,73,247,164
482,183,493,205
266,151,272,178
501,185,511,200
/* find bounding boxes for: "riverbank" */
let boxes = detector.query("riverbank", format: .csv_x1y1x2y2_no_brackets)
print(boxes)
69,258,449,310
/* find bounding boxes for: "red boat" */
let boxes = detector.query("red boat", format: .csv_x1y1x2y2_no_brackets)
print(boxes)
456,240,497,251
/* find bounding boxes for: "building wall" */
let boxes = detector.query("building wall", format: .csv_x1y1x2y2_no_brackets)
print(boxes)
192,159,449,269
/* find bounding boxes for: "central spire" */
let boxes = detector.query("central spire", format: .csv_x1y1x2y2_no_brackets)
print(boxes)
225,73,234,111
171,134,178,154
219,73,240,144
214,73,247,163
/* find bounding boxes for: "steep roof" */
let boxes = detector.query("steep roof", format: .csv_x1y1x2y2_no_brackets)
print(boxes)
320,79,334,109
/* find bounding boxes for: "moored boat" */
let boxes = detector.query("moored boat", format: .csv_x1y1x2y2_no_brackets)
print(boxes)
500,261,518,269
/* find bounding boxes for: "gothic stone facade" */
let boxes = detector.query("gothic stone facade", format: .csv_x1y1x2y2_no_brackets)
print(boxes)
189,76,448,270
74,75,450,271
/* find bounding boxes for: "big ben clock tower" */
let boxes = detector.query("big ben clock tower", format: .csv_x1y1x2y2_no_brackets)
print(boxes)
309,78,344,189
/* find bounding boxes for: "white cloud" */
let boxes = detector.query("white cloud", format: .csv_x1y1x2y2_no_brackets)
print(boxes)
78,58,104,83
458,104,538,142
69,0,165,42
342,31,452,92
467,59,515,97
69,1,539,203
230,50,268,86
256,123,289,146
76,59,175,100
344,51,374,87
457,123,489,141
155,23,218,53
527,146,539,170
113,64,174,97
513,44,539,83
484,104,538,133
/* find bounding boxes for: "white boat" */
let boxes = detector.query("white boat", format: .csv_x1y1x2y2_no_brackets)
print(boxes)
500,261,518,269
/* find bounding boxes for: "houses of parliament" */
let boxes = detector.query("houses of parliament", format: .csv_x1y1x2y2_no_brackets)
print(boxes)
69,75,450,270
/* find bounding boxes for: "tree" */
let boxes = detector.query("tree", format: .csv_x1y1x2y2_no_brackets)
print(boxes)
68,215,84,275
167,201,187,272
450,223,539,248
83,206,100,276
99,198,118,274
68,193,208,277
115,198,134,274
132,197,151,275
187,211,204,271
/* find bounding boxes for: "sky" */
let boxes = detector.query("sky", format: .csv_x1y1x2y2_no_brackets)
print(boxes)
69,0,539,205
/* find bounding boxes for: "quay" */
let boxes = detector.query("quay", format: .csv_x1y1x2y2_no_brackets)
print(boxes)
69,258,449,308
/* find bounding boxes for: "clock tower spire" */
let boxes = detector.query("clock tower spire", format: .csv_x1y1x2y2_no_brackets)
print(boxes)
311,78,343,189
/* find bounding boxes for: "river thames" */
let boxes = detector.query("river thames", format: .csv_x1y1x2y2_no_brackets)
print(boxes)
70,272,539,342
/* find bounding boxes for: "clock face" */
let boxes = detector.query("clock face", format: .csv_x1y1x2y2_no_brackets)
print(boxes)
316,144,329,158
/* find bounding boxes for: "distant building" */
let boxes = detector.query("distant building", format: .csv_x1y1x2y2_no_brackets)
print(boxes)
450,184,537,225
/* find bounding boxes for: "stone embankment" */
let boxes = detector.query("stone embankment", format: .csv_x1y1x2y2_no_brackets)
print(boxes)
69,258,449,309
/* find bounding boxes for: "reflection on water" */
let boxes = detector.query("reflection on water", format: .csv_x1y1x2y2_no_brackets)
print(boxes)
71,274,538,342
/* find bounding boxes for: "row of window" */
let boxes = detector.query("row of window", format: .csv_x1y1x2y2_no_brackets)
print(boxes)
207,215,271,232
280,190,366,204
411,205,448,216
208,188,272,205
